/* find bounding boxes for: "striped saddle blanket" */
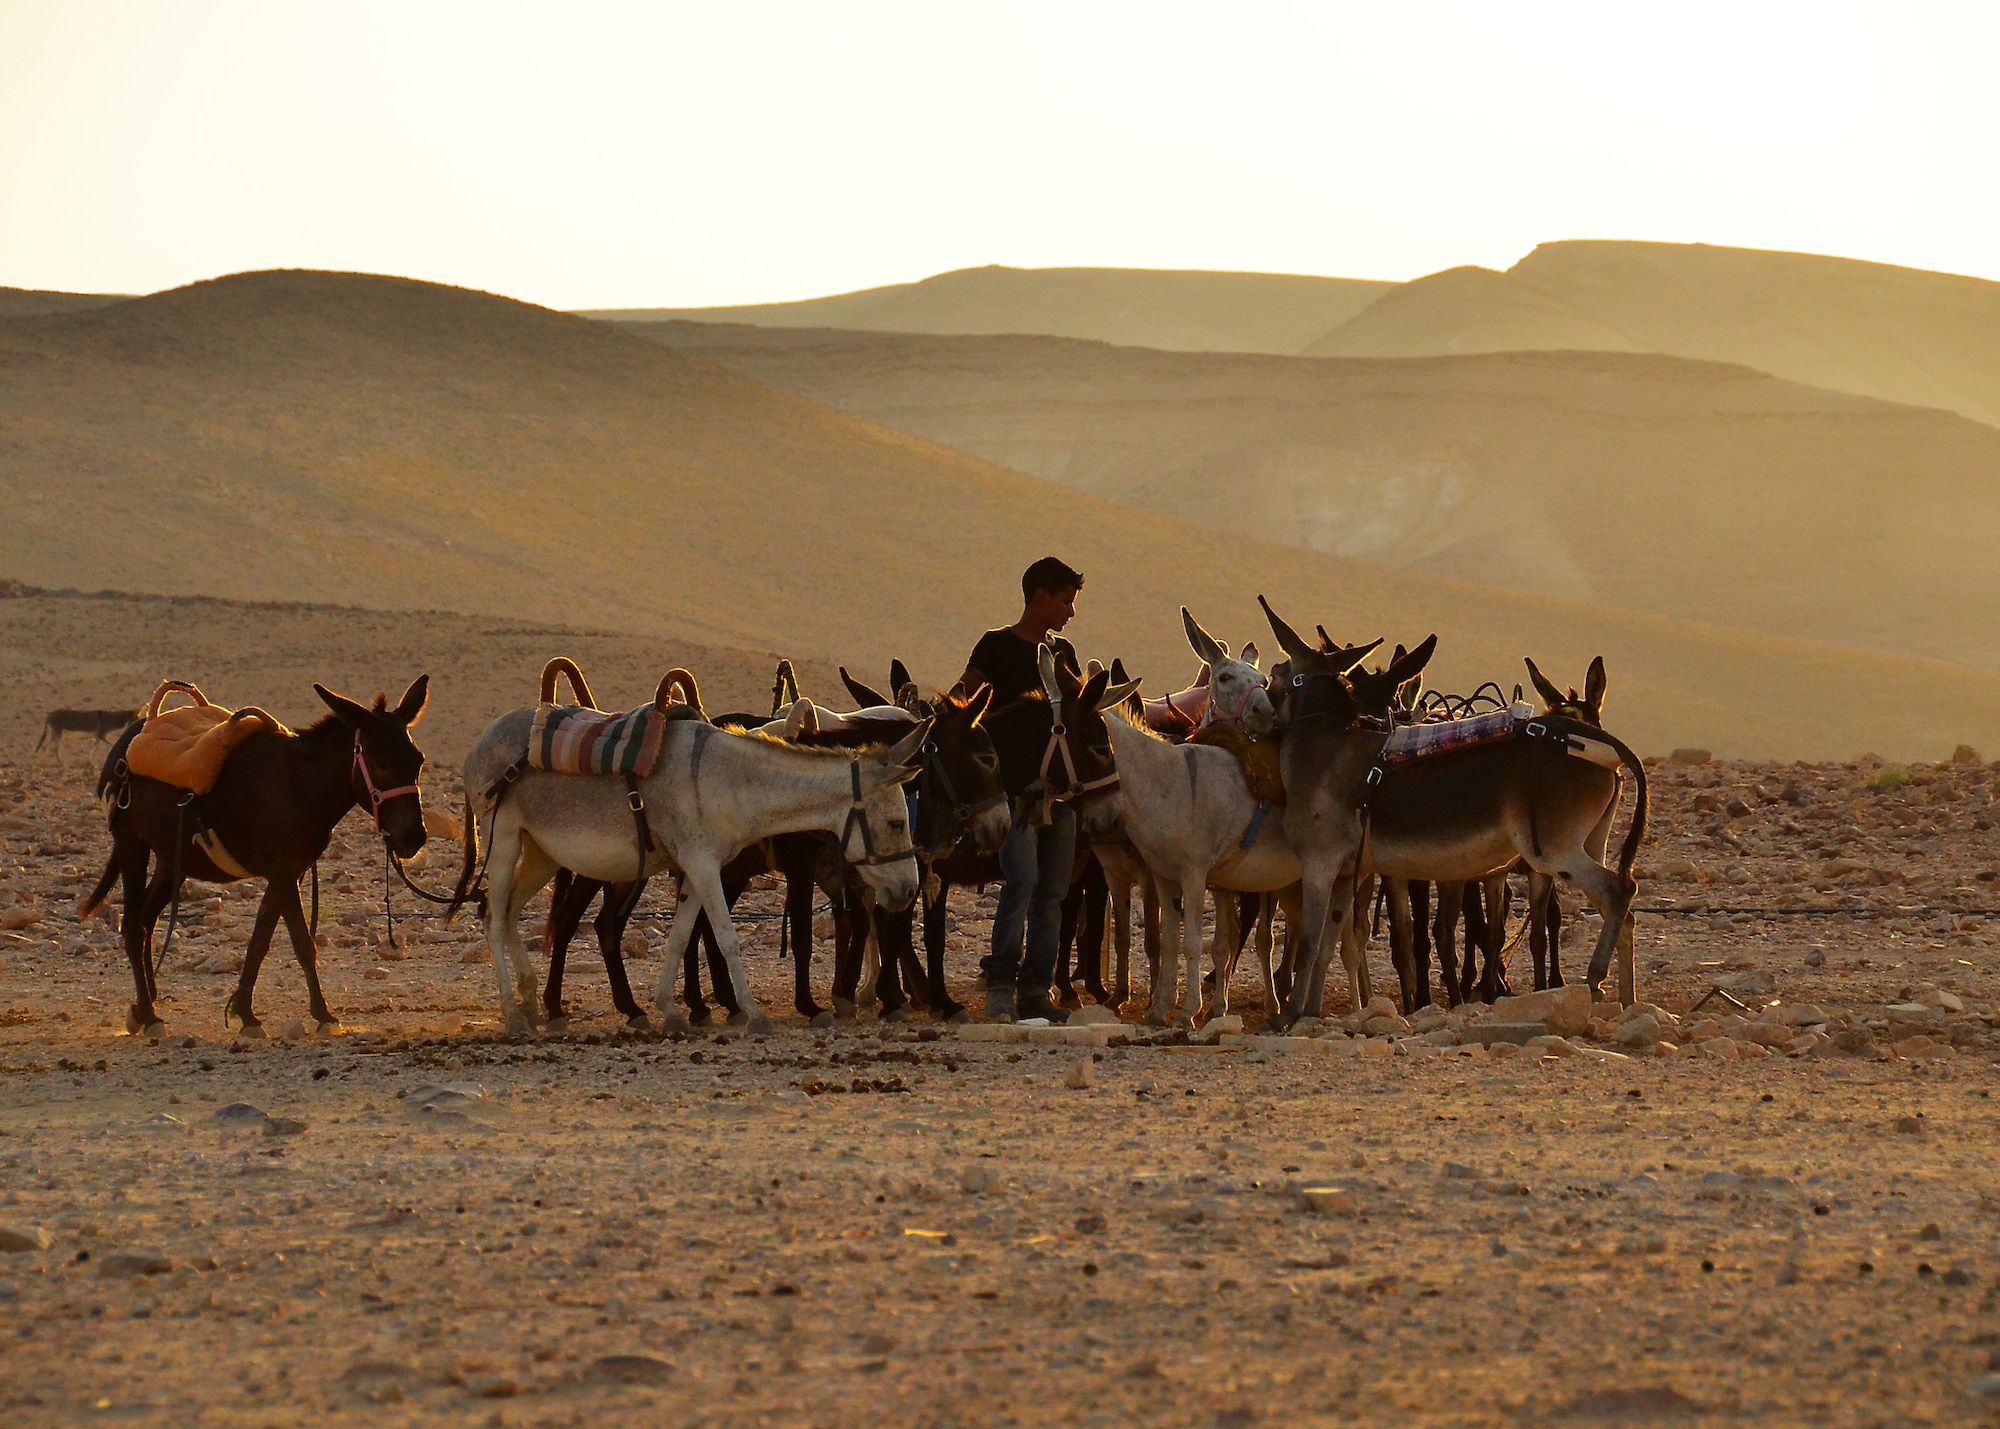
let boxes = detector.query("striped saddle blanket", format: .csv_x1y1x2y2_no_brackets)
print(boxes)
529,703,691,778
1381,704,1533,765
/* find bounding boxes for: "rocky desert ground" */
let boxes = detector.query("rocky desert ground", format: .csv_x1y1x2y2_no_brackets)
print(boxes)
4,602,2000,1425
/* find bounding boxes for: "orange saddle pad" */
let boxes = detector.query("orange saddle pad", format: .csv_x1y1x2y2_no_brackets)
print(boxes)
126,681,289,796
1187,722,1286,805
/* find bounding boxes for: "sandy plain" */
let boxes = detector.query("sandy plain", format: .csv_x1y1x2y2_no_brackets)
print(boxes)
4,603,2000,1427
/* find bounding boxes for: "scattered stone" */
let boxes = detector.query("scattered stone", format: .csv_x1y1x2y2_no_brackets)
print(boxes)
405,1082,487,1111
461,944,491,964
960,1165,999,1195
0,1225,53,1253
1069,1004,1121,1025
97,1251,173,1278
1457,1022,1548,1047
1669,748,1712,766
1063,1055,1095,1089
588,1355,676,1385
137,1111,186,1132
1894,1115,1924,1136
213,1102,272,1133
1298,1187,1356,1217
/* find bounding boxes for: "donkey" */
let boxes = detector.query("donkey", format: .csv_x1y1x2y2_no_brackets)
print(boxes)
81,679,431,1038
456,711,929,1032
1521,655,1625,991
1099,617,1307,1026
1258,597,1648,1030
39,707,140,765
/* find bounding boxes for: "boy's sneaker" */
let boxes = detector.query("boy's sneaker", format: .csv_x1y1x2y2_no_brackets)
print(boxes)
983,985,1017,1023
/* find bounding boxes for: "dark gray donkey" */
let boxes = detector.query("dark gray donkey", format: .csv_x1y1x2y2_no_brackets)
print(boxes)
38,708,140,763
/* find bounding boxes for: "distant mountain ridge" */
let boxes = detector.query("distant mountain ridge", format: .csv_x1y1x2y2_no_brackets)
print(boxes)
0,286,131,319
583,264,1393,355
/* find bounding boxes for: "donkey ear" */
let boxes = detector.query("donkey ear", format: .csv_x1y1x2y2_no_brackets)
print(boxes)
840,667,890,709
1080,668,1110,712
889,659,912,693
394,675,430,726
1386,635,1437,689
314,683,371,728
1334,638,1385,675
963,684,994,727
1239,640,1259,669
1037,644,1063,705
1524,657,1567,711
1098,677,1143,713
1258,595,1317,664
1182,608,1226,667
1584,656,1608,717
1110,657,1129,684
885,716,932,772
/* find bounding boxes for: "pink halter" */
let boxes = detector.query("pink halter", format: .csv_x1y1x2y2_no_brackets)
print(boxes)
353,734,421,833
1201,674,1263,730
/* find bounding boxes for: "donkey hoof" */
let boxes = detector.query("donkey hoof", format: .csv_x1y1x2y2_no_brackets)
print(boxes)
809,1011,835,1029
314,1020,342,1038
626,1014,654,1033
126,1006,145,1035
687,1006,713,1027
543,1016,570,1035
747,1014,775,1036
659,1011,691,1034
832,997,857,1022
236,1022,267,1041
142,1020,167,1042
941,1006,969,1025
881,1005,912,1023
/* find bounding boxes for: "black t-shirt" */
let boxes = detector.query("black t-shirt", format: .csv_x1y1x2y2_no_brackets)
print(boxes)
969,628,1079,705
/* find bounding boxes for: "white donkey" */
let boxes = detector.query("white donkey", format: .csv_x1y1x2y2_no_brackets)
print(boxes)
459,711,928,1032
1105,611,1314,1026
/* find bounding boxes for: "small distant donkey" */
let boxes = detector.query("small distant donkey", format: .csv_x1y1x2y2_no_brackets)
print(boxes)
38,707,141,764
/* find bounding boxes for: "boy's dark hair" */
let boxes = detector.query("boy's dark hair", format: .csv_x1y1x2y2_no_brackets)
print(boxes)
1021,556,1084,602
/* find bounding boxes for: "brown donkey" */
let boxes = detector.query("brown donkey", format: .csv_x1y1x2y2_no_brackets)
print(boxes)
1257,598,1647,1031
82,679,430,1037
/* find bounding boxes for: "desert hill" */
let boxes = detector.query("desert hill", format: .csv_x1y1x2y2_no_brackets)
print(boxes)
0,285,130,320
4,268,1998,759
1508,241,2000,430
1301,266,1645,358
582,265,1393,355
633,321,2000,673
1299,242,2000,429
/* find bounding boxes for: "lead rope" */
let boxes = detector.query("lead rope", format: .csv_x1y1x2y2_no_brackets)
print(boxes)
381,844,399,955
157,793,191,976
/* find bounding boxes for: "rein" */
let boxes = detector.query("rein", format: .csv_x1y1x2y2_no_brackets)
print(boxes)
1034,717,1119,812
841,758,919,868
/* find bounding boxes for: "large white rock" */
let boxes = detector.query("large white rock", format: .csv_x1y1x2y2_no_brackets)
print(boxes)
1489,985,1592,1037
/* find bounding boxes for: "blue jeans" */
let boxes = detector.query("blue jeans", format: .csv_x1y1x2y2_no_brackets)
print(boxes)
983,800,1076,993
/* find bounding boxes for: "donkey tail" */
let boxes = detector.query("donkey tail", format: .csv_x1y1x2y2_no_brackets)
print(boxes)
1599,729,1649,894
34,720,49,752
94,724,141,804
443,791,485,924
78,851,119,921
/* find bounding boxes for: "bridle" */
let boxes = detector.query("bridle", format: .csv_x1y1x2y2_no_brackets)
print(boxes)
1201,670,1267,730
841,758,919,868
1036,710,1120,804
913,737,1006,861
353,733,421,835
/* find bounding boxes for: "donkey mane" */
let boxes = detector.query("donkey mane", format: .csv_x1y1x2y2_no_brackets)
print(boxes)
743,729,904,760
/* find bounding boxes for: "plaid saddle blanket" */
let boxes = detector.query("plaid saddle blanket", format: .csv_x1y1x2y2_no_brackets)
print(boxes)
1381,703,1533,765
529,703,684,778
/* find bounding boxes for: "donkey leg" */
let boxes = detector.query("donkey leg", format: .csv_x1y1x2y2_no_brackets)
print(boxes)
921,882,966,1023
1558,857,1632,1007
264,874,338,1030
1252,893,1277,1016
1478,873,1514,1002
682,911,717,1025
1105,868,1132,1008
685,859,771,1033
787,871,825,1023
542,870,596,1025
115,838,163,1035
1145,884,1183,1027
1273,862,1340,1031
503,838,558,1025
1409,880,1434,1008
1080,862,1111,1005
1526,872,1555,991
1386,878,1417,1014
594,881,652,1028
1054,879,1085,1009
651,879,701,1033
481,818,531,1030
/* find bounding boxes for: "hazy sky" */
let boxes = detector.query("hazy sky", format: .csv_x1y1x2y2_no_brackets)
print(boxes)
3,1,1996,308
